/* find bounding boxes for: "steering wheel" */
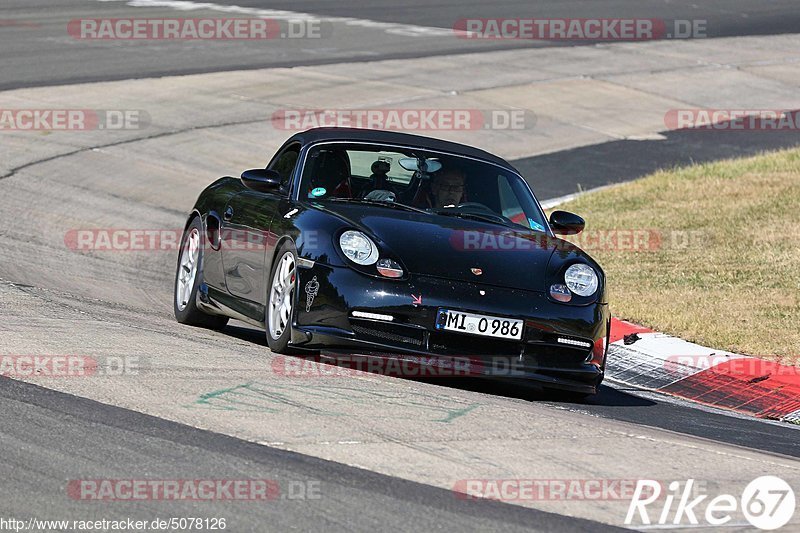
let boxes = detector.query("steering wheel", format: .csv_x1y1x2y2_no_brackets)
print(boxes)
456,202,493,212
454,202,515,225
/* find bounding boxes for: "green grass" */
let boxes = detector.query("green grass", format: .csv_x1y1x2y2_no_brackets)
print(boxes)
554,148,800,364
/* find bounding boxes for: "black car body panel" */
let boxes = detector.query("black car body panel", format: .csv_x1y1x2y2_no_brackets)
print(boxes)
181,128,610,394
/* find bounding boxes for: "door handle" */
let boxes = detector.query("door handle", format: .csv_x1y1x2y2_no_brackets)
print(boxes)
224,206,234,221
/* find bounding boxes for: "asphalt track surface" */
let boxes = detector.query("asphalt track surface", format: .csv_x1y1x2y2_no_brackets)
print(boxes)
219,0,800,35
2,1,800,531
2,0,800,89
0,377,616,532
516,127,800,200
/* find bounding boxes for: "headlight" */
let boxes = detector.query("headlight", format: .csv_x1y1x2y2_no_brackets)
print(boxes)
564,264,598,297
339,230,379,265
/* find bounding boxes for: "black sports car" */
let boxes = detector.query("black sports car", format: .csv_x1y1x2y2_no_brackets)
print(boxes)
174,128,609,395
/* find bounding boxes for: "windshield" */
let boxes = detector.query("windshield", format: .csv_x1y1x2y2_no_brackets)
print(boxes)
298,142,549,232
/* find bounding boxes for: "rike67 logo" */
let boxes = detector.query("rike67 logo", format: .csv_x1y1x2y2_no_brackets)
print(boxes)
626,476,796,530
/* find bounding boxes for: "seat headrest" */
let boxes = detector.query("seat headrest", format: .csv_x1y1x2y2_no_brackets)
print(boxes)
371,160,390,175
310,150,351,193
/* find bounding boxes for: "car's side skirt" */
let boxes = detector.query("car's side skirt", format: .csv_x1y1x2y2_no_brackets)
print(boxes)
197,283,265,329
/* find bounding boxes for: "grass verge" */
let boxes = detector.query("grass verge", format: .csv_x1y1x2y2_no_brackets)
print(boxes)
553,148,800,364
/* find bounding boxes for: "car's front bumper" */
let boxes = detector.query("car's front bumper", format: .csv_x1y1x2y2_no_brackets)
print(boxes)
292,263,610,393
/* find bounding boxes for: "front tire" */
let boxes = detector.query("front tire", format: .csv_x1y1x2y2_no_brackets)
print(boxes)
174,217,229,330
266,243,298,353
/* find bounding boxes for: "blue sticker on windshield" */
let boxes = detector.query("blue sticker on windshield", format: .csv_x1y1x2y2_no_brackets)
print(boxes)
310,187,326,198
529,219,546,232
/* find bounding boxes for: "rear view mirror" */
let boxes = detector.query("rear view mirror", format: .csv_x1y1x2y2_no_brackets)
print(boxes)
241,169,281,192
398,157,442,174
549,210,585,235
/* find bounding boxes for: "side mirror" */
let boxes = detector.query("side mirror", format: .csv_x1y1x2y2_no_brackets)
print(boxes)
241,169,281,192
549,210,585,235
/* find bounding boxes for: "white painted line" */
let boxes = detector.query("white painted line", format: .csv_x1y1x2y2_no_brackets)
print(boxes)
96,0,453,37
625,132,668,141
540,183,621,209
783,410,800,424
606,333,743,390
610,333,743,361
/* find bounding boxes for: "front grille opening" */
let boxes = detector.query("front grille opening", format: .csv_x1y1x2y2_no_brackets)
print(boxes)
351,320,425,348
523,344,592,369
429,331,521,357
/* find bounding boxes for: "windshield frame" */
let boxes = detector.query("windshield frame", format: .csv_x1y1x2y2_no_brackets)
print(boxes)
293,139,553,236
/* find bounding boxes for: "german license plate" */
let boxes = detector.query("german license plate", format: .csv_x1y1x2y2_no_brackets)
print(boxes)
436,309,523,340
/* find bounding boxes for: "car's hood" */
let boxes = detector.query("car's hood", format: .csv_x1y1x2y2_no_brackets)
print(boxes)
314,202,564,292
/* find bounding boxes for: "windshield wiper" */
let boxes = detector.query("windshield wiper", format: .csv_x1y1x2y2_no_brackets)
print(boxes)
324,199,523,228
431,209,516,228
327,197,429,214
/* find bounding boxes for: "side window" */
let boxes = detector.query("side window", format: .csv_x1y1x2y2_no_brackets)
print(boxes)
497,175,529,228
268,143,300,191
497,174,548,232
497,174,539,229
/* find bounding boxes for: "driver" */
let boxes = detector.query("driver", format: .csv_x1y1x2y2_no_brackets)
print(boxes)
430,168,466,208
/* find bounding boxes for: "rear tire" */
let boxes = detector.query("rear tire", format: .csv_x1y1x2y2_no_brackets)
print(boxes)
174,217,229,330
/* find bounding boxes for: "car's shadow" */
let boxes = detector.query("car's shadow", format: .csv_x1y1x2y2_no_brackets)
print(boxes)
412,377,654,407
218,324,800,459
221,322,655,408
223,324,268,346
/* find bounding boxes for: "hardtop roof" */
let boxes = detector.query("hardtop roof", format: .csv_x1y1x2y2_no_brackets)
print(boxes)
286,127,517,172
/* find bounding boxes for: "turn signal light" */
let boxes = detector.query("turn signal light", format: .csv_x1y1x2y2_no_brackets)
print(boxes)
549,283,572,302
377,258,404,278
